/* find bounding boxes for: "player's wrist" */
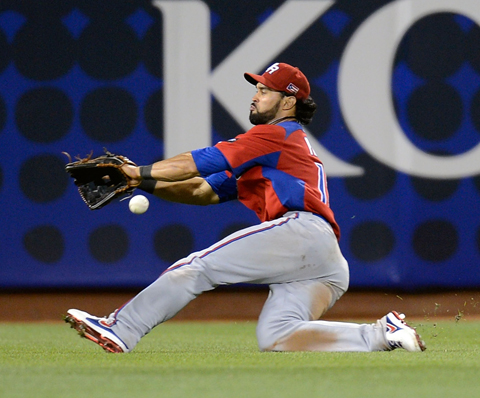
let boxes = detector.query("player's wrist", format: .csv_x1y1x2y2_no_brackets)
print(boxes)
139,165,153,180
138,179,156,194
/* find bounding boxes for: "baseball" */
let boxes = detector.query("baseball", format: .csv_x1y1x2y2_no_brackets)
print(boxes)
129,195,149,214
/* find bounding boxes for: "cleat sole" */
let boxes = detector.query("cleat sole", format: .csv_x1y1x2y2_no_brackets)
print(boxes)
64,314,124,353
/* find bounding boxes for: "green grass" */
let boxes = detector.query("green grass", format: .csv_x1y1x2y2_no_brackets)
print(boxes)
0,319,479,398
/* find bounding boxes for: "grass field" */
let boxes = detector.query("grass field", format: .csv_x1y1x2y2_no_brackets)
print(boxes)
0,318,479,398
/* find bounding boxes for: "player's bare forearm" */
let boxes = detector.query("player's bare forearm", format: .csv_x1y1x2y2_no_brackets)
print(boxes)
122,152,200,186
151,178,220,205
149,152,199,182
120,152,218,204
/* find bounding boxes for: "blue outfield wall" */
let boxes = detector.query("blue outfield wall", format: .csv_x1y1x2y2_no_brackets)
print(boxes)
1,0,480,291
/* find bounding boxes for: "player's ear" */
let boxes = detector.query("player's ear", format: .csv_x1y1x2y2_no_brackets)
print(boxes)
282,95,297,111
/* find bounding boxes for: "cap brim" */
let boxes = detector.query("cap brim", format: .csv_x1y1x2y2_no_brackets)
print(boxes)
244,73,264,86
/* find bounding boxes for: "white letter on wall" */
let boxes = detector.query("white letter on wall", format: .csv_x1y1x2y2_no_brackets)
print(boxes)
154,1,211,157
339,0,480,179
209,0,363,177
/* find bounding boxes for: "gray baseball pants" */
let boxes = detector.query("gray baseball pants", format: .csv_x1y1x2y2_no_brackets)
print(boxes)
107,211,387,351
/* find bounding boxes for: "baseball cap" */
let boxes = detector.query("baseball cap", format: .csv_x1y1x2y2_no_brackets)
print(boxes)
244,62,310,100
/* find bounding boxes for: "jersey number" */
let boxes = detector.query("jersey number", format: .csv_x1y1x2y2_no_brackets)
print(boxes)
316,162,329,205
304,136,318,157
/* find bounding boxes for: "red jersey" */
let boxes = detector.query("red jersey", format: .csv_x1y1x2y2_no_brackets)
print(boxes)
192,121,340,239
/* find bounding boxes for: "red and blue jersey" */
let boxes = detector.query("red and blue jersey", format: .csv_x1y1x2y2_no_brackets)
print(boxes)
192,121,340,240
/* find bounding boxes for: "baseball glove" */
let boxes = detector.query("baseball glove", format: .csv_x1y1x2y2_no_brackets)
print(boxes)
64,149,138,210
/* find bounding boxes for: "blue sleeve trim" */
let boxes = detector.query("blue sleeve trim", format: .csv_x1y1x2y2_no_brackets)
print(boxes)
192,147,230,177
205,172,238,203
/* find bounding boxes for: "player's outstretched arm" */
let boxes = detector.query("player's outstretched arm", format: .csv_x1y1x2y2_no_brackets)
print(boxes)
122,152,199,186
150,177,220,206
121,153,219,205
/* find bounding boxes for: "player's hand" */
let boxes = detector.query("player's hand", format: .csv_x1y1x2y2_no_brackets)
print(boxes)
122,164,142,187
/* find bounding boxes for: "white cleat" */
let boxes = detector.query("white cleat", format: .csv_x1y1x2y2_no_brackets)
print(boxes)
380,311,426,352
64,309,129,353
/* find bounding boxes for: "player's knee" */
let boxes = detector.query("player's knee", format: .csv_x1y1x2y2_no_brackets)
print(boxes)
256,321,286,351
259,345,275,352
257,336,275,352
256,323,273,351
163,264,215,295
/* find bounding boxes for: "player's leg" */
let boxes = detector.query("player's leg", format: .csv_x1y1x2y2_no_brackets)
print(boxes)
102,212,319,349
255,279,388,352
67,211,348,352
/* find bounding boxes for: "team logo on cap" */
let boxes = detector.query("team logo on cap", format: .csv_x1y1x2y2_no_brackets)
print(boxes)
286,83,299,94
265,63,280,74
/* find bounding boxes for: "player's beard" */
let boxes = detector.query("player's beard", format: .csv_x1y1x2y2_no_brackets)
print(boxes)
249,99,282,125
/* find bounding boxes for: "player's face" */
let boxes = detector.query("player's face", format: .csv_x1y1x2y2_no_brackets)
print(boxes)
249,83,284,125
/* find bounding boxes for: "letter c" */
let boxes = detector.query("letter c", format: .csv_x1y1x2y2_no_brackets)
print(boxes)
339,0,480,178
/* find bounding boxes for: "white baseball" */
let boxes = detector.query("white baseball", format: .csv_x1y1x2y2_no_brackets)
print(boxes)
129,195,149,214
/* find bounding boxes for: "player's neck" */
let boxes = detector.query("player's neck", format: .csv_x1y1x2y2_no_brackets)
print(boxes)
268,116,297,125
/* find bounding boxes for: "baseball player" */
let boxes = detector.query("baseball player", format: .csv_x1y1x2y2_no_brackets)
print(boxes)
65,62,426,353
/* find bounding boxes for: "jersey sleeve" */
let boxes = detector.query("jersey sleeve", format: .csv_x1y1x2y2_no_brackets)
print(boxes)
191,147,231,176
214,125,285,177
205,171,237,203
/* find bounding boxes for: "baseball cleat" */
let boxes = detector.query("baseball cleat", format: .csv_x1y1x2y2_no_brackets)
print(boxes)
64,309,129,353
380,311,426,352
